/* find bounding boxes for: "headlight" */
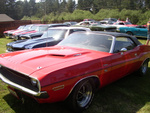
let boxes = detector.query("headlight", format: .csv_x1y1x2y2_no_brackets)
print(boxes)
116,28,120,32
31,78,38,87
25,45,32,49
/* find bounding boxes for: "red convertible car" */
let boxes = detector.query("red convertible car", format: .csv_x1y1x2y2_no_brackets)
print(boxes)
0,31,150,112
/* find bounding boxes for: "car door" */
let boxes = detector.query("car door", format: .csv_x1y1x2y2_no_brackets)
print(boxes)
110,36,140,81
136,27,147,37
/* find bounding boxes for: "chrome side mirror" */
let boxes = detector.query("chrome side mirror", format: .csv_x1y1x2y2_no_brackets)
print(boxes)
120,48,127,52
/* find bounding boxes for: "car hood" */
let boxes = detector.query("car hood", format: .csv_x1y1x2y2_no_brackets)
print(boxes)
0,46,110,79
14,30,36,35
21,32,43,38
8,37,54,48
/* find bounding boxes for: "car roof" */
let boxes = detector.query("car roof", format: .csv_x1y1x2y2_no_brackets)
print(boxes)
48,26,91,30
48,23,68,26
74,31,142,45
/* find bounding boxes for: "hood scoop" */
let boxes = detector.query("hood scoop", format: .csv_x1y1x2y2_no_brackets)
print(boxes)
48,49,89,58
49,52,85,57
50,54,66,57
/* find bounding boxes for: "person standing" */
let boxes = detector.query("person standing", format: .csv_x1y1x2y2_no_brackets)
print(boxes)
146,19,150,45
126,17,131,23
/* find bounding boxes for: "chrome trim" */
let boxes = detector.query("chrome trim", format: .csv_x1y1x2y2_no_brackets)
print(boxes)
0,65,41,96
0,73,42,96
109,36,116,53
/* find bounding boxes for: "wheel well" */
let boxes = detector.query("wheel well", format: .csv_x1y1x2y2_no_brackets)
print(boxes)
88,77,100,91
143,58,149,64
66,76,100,102
126,31,133,35
73,76,100,93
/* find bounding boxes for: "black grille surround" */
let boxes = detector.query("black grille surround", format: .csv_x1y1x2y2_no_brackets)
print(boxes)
0,65,41,96
6,46,25,52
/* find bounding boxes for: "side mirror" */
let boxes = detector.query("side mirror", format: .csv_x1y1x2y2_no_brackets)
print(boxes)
120,48,127,52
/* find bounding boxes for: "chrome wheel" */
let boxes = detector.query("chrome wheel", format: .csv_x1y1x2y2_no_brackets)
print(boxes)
141,61,148,75
68,79,95,112
76,82,93,108
137,60,149,76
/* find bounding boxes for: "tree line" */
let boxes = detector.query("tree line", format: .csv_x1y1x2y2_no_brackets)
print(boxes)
0,0,150,24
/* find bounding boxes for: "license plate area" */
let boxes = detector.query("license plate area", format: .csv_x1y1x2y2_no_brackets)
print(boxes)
8,86,20,99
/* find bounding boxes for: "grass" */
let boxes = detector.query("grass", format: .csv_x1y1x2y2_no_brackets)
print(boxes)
0,37,150,113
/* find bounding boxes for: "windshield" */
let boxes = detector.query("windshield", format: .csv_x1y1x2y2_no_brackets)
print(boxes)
41,29,67,40
58,33,113,52
36,26,48,32
30,25,38,30
125,22,132,25
17,26,24,30
23,25,32,30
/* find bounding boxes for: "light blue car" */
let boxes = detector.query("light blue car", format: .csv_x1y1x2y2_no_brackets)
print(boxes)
117,25,147,38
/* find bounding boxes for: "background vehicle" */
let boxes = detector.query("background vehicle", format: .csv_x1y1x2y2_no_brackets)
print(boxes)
12,24,49,40
117,25,147,38
0,31,150,112
63,22,77,26
6,27,90,52
20,24,69,39
75,21,98,26
3,25,26,38
7,24,34,39
100,18,117,25
113,21,137,27
74,21,116,32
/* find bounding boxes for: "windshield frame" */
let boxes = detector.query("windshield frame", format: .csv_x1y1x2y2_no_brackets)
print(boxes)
58,32,114,53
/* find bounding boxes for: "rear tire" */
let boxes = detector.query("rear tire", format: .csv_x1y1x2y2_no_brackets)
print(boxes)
68,79,95,113
138,59,149,76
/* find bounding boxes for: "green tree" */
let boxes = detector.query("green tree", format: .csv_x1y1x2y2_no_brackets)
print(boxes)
78,0,93,11
60,0,67,12
145,0,150,9
29,0,36,16
5,0,16,19
67,0,75,13
0,0,6,13
22,0,30,17
14,1,24,19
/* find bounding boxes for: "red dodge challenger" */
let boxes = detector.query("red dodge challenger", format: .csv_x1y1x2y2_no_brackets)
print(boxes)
0,31,150,112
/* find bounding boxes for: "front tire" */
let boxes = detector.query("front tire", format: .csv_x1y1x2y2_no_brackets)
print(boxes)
68,79,95,113
126,31,133,36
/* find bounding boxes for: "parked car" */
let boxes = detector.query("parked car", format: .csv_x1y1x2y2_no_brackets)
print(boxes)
113,21,137,27
3,25,26,38
6,27,91,52
75,21,98,26
0,31,150,112
117,25,147,38
20,23,69,39
74,21,116,32
7,24,35,39
12,24,49,40
83,19,95,21
89,23,117,32
100,18,117,25
63,22,77,26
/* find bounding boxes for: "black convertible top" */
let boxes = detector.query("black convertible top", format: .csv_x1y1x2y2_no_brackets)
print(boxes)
86,31,142,46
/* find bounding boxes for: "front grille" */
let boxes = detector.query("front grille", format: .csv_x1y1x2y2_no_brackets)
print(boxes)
0,66,40,92
12,48,25,51
7,46,25,52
